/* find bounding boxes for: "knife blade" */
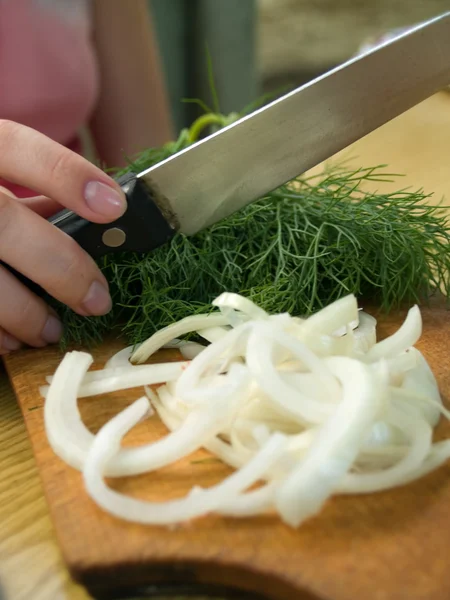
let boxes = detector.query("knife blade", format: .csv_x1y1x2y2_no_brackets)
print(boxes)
28,11,450,264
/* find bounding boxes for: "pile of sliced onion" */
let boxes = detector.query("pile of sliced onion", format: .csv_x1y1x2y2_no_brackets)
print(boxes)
41,293,450,527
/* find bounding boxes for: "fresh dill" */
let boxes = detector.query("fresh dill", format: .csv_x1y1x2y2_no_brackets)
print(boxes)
55,110,450,347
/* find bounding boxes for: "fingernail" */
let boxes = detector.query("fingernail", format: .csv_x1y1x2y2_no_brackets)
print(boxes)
81,281,112,316
42,315,63,344
84,181,126,219
3,334,21,351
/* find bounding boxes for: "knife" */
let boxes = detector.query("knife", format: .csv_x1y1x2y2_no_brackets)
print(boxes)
9,12,450,289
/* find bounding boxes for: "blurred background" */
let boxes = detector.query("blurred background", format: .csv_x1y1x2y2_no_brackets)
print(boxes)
149,0,449,131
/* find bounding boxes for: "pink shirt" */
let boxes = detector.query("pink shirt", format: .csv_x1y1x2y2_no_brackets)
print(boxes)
0,0,99,196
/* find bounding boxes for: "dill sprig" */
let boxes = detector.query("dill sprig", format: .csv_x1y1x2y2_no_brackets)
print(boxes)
55,112,450,347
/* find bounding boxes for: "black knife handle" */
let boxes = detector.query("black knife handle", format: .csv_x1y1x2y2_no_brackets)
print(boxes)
0,172,177,298
49,172,176,258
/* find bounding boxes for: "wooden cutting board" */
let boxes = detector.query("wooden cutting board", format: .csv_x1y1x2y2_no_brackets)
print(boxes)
4,302,450,600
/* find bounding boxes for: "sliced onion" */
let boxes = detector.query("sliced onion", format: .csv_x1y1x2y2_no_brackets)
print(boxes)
392,440,450,485
367,305,421,361
246,323,340,425
338,401,432,494
77,362,189,398
44,351,95,470
197,326,231,343
174,323,251,404
43,292,448,529
212,292,268,322
45,363,187,392
104,345,137,369
300,295,359,339
83,398,286,525
131,313,229,364
219,482,277,516
274,357,385,527
352,312,377,353
400,350,443,426
162,339,205,360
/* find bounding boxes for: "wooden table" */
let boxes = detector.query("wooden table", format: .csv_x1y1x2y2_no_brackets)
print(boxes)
2,91,450,600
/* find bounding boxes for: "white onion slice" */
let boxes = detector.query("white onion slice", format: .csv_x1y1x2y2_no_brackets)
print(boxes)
152,396,247,470
131,313,229,364
104,345,137,369
393,440,450,485
197,326,231,343
400,350,443,426
246,324,339,425
352,312,377,353
163,339,205,360
367,305,421,361
338,402,432,494
45,363,188,392
76,362,189,398
219,482,276,516
174,323,251,404
44,351,95,470
274,357,385,527
300,295,358,339
110,372,249,476
83,397,286,525
212,292,268,322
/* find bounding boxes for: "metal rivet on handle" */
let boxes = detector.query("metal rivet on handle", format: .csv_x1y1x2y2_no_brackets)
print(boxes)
102,227,127,248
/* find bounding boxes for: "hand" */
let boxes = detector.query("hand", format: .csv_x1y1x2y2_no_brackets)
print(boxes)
0,120,127,354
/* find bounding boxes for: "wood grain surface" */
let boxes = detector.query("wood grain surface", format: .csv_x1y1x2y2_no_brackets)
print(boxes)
2,91,450,600
0,365,88,600
3,302,450,600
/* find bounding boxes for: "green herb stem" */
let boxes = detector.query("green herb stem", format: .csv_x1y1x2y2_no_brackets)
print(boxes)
187,114,227,143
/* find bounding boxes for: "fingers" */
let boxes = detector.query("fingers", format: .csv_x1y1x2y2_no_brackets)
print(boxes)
0,120,126,223
0,185,17,198
0,265,62,348
0,191,112,320
0,121,121,351
19,195,63,218
0,185,62,218
0,327,21,356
